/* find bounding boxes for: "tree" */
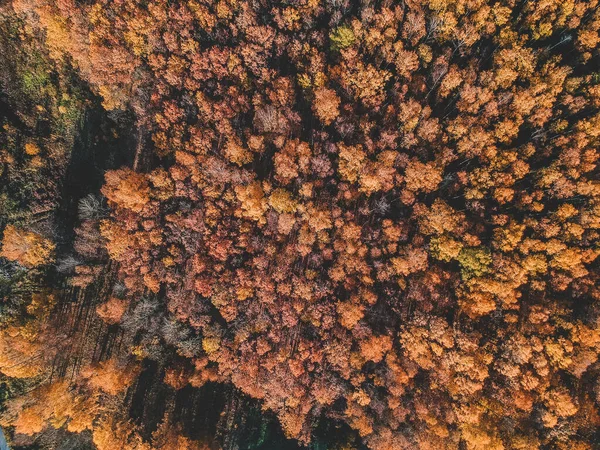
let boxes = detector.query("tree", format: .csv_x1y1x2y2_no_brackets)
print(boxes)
96,297,129,324
8,0,600,448
0,225,54,267
101,169,151,213
82,359,139,396
313,87,340,125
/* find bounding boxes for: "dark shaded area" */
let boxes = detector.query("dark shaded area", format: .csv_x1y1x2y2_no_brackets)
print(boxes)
126,361,303,449
123,360,367,449
55,106,136,253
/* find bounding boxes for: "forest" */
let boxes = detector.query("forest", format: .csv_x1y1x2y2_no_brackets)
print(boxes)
0,0,599,448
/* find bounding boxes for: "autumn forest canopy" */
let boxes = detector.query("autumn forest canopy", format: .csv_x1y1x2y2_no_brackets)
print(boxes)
0,0,599,448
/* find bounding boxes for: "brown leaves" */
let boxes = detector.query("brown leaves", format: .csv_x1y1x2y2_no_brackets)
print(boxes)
312,87,340,126
96,297,129,324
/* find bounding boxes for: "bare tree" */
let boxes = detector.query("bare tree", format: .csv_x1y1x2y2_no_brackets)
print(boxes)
78,194,106,221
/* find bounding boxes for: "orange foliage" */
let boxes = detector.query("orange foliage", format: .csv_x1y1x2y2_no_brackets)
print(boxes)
96,297,129,324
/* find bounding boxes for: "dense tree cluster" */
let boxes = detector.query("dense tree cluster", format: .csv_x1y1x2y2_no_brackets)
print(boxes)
1,0,600,448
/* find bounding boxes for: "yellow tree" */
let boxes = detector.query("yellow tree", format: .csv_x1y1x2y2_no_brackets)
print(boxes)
0,225,55,267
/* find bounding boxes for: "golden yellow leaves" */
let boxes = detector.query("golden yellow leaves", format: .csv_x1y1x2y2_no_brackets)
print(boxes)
234,181,268,224
268,188,297,214
338,143,366,184
330,26,356,51
202,336,221,355
522,254,548,275
188,1,216,31
124,24,150,58
493,222,525,252
430,236,463,262
224,138,253,166
24,142,40,155
0,225,55,267
550,247,588,278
